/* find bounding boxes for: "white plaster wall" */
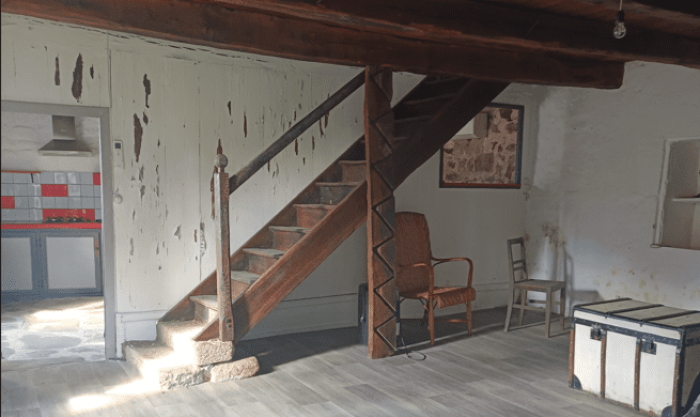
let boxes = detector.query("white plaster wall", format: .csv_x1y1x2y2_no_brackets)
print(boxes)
395,84,546,317
1,112,100,172
527,62,700,311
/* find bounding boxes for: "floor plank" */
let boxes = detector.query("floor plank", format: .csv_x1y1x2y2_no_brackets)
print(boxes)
1,307,651,417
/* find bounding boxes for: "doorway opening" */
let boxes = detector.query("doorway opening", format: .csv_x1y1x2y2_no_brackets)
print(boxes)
1,101,116,360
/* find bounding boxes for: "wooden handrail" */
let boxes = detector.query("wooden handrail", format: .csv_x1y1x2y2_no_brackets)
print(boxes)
228,71,365,193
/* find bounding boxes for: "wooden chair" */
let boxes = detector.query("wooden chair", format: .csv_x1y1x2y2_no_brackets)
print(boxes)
395,212,476,346
505,237,566,338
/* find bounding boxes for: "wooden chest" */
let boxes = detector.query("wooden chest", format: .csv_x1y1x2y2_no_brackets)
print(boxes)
569,298,700,417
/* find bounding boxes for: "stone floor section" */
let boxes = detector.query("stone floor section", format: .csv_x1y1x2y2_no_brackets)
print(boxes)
1,297,105,362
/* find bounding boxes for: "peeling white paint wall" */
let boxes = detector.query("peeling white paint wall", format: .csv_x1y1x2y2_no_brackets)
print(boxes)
2,13,420,354
0,12,474,356
526,62,700,311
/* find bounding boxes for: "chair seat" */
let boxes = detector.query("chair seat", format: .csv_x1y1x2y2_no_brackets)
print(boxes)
402,287,477,309
514,279,566,292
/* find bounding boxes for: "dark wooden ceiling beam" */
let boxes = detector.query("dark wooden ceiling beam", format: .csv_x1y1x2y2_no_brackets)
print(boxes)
574,0,700,18
472,0,700,40
1,0,624,89
204,0,700,67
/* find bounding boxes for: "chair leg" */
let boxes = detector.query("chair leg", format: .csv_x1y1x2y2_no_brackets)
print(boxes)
421,300,429,326
518,289,527,326
429,299,435,346
466,302,472,336
504,290,515,332
545,288,553,338
560,287,566,330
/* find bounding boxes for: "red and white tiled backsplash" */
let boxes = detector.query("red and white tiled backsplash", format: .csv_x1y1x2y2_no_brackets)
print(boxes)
1,171,102,222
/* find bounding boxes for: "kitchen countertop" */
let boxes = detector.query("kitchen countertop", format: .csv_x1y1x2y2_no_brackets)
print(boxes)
1,222,102,230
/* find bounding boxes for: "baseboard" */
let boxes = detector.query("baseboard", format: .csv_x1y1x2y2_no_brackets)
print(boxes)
242,293,358,340
114,282,512,357
115,309,168,358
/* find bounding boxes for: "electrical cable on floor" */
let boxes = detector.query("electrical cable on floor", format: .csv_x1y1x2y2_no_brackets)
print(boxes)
397,333,426,361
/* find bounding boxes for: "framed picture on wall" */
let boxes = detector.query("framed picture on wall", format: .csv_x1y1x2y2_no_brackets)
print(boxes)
439,103,524,189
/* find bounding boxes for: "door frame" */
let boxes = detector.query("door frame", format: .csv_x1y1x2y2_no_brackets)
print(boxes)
1,100,117,359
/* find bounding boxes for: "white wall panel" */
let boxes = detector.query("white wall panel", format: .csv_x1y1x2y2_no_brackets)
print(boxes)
1,14,110,107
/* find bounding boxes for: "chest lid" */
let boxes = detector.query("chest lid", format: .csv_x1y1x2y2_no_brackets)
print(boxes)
576,298,654,314
574,298,700,331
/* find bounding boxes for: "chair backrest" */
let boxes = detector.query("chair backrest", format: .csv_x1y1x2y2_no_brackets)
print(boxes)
507,237,529,283
395,212,433,294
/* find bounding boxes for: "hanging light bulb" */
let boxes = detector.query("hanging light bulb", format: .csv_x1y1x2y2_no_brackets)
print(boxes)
613,10,626,39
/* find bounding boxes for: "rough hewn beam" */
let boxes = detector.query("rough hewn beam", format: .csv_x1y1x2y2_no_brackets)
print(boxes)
364,66,397,359
575,0,700,18
2,0,624,88
208,0,700,66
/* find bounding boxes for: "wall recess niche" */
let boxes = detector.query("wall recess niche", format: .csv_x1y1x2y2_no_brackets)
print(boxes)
654,137,700,250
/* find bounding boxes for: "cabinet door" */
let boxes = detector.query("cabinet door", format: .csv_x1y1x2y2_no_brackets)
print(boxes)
1,236,34,291
46,236,98,290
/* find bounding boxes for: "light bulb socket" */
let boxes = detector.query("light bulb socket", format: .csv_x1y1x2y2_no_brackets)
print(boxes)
613,10,626,39
615,10,625,25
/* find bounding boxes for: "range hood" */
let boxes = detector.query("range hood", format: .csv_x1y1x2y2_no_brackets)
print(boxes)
38,116,93,156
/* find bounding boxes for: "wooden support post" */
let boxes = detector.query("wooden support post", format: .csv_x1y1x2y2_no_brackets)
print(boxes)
214,153,234,342
364,66,397,359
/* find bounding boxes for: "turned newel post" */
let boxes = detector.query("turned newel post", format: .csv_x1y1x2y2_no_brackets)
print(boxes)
214,153,234,342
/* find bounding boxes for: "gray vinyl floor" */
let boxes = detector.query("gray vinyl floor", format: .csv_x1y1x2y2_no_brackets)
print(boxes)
1,307,646,417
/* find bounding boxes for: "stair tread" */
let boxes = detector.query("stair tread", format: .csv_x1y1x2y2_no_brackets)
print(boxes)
232,270,261,283
158,319,207,336
190,295,219,310
393,114,432,124
423,76,464,85
123,340,183,366
294,203,336,209
402,93,457,106
242,247,285,258
268,225,310,233
339,160,365,165
315,182,361,186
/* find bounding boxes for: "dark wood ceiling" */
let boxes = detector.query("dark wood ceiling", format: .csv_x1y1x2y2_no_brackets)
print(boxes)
3,0,699,89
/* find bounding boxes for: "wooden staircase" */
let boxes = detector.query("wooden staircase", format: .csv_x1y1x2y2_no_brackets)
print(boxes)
121,73,508,389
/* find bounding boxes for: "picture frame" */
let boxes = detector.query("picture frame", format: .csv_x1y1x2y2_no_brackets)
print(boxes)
439,103,524,189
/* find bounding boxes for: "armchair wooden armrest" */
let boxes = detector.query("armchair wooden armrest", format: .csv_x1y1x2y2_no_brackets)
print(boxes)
431,256,474,288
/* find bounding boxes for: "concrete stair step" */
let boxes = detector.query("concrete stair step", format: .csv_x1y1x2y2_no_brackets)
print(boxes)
294,203,336,228
243,248,285,275
315,182,360,204
269,225,309,251
155,320,233,367
122,340,207,390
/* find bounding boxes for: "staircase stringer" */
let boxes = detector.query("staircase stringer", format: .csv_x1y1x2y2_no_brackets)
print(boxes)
160,139,364,324
394,79,511,187
227,182,368,343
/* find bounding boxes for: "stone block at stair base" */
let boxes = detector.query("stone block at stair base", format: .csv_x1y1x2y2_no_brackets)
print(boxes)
208,356,260,382
158,364,206,390
193,339,234,366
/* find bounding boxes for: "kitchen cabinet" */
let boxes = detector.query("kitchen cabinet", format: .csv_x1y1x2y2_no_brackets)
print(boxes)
1,226,102,303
